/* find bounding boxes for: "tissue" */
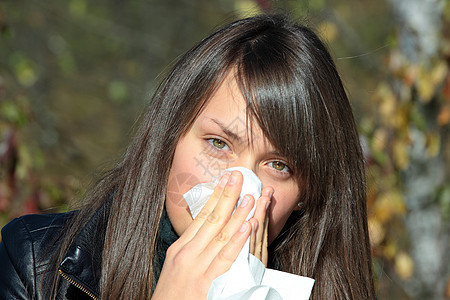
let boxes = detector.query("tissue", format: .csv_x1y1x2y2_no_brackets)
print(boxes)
183,167,314,300
184,167,262,220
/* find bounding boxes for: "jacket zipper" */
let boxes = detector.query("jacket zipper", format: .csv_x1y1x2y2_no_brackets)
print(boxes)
59,269,98,300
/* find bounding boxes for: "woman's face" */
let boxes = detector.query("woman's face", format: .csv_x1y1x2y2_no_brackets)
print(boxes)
166,74,301,244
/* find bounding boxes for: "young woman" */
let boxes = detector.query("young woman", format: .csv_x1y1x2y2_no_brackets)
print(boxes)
0,14,376,299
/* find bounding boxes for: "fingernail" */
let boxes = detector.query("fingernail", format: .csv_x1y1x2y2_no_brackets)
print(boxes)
229,172,238,185
254,221,258,231
265,201,271,210
219,173,230,188
268,190,274,199
239,222,248,232
240,195,250,207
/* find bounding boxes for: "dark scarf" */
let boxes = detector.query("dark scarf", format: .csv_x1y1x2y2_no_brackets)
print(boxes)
152,207,179,290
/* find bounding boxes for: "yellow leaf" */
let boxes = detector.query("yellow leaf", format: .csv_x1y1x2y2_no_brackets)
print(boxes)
392,103,409,130
383,241,397,259
234,0,262,17
395,252,414,279
372,128,388,152
318,21,339,43
368,217,385,247
393,139,410,170
377,83,397,123
417,78,434,102
431,61,448,85
374,191,406,223
426,132,441,158
417,66,437,102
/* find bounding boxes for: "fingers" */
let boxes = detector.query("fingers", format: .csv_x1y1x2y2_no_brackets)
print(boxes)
175,172,232,245
185,171,244,250
249,219,258,255
261,212,269,266
194,178,255,279
202,193,255,262
249,186,272,266
205,220,252,280
204,186,272,278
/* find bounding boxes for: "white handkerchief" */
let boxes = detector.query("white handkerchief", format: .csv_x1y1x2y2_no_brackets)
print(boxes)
184,167,262,220
183,167,314,300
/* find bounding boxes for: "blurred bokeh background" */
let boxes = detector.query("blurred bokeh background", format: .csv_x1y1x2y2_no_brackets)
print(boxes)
0,0,449,299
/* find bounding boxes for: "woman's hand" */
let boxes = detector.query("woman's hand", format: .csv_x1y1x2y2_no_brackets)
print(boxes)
249,187,272,266
152,171,256,300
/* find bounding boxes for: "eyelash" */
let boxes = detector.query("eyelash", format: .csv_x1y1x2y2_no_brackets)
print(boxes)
207,138,231,152
206,138,292,175
267,161,291,174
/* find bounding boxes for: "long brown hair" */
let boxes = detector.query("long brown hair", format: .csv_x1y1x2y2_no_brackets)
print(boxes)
47,14,375,299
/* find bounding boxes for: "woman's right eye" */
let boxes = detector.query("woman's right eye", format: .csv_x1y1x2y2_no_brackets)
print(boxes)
207,138,230,151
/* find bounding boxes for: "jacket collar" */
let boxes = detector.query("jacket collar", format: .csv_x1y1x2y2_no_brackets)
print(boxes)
59,203,109,298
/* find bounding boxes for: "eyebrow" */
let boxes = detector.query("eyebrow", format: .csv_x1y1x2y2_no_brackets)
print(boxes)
207,118,244,144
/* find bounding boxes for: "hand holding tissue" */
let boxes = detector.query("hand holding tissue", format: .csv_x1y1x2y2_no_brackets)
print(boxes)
183,167,314,300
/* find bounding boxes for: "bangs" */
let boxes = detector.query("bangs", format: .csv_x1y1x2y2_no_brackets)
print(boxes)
233,37,311,181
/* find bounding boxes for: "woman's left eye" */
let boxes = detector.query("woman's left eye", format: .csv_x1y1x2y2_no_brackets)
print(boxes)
268,161,290,173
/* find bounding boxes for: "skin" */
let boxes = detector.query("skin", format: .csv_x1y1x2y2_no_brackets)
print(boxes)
155,74,301,299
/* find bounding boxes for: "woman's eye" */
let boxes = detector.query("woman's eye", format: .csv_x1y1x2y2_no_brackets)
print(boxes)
208,138,230,150
269,161,290,173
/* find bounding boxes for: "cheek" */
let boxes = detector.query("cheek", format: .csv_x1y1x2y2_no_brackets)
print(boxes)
166,137,216,235
167,156,201,209
167,139,211,205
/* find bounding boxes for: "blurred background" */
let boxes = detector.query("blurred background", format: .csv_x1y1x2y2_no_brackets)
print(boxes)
0,0,449,299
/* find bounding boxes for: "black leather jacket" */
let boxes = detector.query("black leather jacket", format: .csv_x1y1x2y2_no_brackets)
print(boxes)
0,205,177,300
0,209,103,300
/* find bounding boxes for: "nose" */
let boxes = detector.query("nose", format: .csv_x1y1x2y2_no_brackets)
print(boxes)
229,154,259,177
